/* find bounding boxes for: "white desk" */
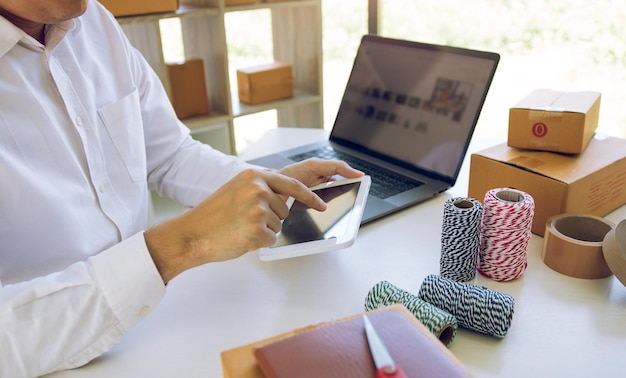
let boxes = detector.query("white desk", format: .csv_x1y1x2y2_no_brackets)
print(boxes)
47,128,626,378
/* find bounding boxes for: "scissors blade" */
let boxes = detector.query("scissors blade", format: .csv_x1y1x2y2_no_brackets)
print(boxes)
363,314,396,370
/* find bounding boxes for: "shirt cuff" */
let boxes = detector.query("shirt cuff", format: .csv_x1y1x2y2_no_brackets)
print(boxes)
88,232,166,331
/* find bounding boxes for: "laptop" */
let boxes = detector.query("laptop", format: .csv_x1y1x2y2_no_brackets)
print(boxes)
248,34,500,224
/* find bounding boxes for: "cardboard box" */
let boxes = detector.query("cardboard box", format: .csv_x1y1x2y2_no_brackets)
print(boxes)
167,59,210,119
99,0,178,17
468,136,626,236
508,89,601,154
237,62,294,105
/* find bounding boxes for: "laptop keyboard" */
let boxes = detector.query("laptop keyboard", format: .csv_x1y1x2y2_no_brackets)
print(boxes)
288,147,424,199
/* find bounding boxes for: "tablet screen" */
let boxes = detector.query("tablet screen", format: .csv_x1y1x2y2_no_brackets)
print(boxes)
274,181,361,246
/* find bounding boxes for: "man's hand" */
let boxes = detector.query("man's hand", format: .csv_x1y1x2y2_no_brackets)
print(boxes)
279,157,363,187
144,159,363,283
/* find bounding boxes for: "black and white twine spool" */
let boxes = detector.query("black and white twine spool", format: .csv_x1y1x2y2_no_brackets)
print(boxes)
440,197,483,282
365,280,457,346
417,274,515,338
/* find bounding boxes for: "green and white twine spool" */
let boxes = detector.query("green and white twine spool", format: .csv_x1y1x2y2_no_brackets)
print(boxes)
365,280,457,346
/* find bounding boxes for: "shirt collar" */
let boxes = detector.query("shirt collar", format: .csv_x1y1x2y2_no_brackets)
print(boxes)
0,14,79,58
44,18,78,54
0,14,26,58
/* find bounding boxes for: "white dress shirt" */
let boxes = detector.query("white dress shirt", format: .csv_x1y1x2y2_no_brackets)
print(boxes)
0,1,251,376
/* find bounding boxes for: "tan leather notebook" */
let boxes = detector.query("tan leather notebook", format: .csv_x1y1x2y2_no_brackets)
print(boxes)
220,304,472,378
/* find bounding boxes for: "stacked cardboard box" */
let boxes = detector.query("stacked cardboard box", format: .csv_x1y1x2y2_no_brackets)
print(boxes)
469,89,626,236
508,89,601,154
468,136,626,236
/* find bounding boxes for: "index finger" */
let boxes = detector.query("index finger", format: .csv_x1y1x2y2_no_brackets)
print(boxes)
322,159,365,179
264,171,327,211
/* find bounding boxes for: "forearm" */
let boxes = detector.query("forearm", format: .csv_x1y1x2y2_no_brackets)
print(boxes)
0,233,165,377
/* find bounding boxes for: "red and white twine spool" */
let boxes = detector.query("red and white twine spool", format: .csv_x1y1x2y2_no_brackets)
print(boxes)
478,188,535,281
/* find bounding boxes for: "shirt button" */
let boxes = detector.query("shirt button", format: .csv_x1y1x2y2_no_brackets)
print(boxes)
139,306,151,317
98,184,105,193
76,116,83,126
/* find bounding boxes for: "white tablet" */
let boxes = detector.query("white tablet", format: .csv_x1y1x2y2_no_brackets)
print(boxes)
258,175,371,261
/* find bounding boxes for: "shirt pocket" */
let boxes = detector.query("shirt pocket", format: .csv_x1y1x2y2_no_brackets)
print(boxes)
98,89,146,182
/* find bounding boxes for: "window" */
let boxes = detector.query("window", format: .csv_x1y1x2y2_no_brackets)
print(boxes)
373,0,626,139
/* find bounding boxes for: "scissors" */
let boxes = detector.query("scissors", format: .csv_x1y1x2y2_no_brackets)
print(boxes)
363,314,408,378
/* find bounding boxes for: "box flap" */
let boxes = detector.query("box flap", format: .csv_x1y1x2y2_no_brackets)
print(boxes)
474,136,626,184
512,89,600,114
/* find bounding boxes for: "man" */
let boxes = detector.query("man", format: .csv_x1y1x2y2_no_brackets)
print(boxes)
0,1,362,376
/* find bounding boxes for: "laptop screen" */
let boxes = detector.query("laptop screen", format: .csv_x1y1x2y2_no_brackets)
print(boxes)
330,35,499,182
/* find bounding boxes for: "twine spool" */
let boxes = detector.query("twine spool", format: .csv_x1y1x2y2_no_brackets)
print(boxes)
365,280,457,346
479,188,535,282
440,197,483,282
418,274,515,338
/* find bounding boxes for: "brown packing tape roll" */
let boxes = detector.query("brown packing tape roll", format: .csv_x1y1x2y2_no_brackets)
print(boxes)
602,219,626,287
541,214,615,279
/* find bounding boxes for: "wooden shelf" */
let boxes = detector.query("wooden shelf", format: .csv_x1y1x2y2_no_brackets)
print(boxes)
182,112,230,130
115,5,219,25
231,90,320,117
112,0,323,155
224,0,320,12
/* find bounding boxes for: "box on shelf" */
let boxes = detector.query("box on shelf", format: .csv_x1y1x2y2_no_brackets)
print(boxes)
99,0,178,17
508,89,601,154
236,62,294,105
468,135,626,236
167,59,211,119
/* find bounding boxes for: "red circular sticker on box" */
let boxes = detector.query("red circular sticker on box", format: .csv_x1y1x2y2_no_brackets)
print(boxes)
532,122,548,137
